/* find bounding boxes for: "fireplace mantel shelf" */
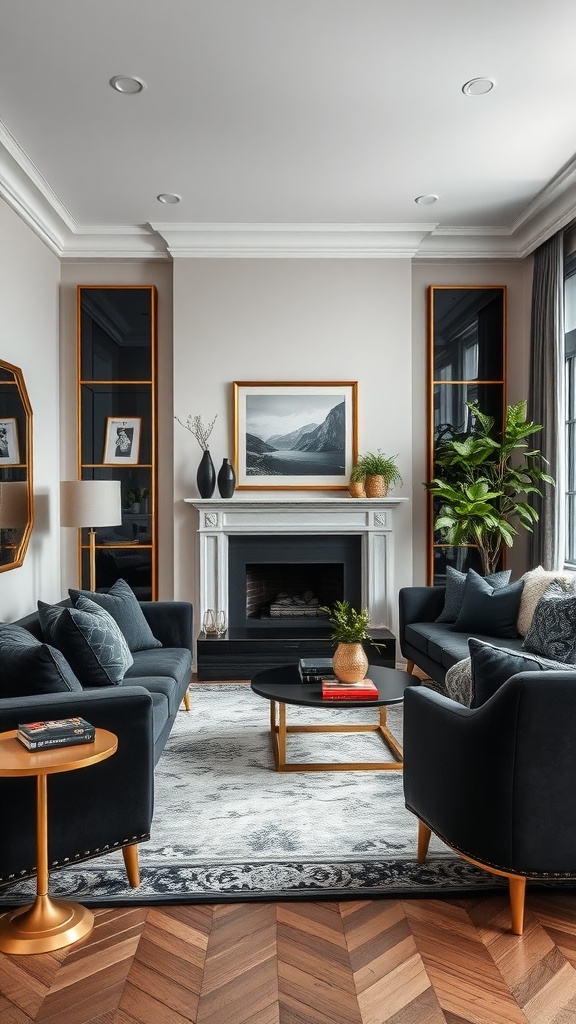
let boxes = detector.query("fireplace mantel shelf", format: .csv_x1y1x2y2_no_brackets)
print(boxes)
186,496,408,511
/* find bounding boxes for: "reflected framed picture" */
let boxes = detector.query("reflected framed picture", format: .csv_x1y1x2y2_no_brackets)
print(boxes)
233,381,358,490
103,417,141,465
0,418,20,465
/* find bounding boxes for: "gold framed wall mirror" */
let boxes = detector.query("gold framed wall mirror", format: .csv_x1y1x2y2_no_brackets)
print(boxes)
427,285,506,584
0,360,33,571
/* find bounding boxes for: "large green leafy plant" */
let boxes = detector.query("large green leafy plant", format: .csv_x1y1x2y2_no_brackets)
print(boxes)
427,400,554,574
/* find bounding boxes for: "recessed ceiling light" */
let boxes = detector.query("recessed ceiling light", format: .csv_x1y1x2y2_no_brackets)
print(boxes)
462,77,495,96
157,193,181,205
415,194,438,206
110,75,146,94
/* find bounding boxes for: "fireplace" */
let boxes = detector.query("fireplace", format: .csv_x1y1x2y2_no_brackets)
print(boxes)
228,534,361,630
186,496,407,678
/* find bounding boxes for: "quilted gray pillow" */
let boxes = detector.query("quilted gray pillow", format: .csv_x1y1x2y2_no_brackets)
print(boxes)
444,657,472,707
69,578,161,653
435,565,511,623
38,598,134,686
523,580,576,663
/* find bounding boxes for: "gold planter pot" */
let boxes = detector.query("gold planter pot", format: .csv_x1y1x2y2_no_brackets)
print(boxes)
332,642,369,683
364,475,388,498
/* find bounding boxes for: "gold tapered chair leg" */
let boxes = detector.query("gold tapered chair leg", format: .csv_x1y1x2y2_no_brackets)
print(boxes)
508,875,527,935
406,660,415,675
183,688,191,712
122,844,140,888
417,820,432,863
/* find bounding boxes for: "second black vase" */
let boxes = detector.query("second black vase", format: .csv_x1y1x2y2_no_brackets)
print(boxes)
197,448,216,498
217,458,236,498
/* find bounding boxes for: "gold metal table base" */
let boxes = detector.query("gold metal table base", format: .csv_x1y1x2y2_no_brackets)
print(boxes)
0,728,117,954
0,894,94,954
269,699,403,772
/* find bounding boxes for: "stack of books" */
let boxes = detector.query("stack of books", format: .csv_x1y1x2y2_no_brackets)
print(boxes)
298,657,336,684
16,717,95,751
321,678,378,701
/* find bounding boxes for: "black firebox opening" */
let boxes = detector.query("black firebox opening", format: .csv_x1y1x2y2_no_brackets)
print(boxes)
228,534,362,631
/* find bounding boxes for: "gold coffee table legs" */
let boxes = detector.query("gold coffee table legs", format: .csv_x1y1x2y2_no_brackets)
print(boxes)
0,774,94,954
269,700,404,772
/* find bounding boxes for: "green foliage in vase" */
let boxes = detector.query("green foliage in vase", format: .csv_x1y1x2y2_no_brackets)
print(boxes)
426,400,554,575
124,487,149,509
356,450,403,487
321,600,371,643
349,464,366,483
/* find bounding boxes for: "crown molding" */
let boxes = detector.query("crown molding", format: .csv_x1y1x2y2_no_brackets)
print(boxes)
1,120,576,260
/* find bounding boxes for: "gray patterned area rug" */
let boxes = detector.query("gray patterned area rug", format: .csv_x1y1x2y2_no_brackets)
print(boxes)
0,684,513,907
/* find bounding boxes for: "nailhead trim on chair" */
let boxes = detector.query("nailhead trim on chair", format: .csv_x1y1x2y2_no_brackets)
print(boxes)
0,832,151,885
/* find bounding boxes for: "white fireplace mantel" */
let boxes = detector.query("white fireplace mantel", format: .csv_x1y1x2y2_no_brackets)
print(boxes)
185,496,408,629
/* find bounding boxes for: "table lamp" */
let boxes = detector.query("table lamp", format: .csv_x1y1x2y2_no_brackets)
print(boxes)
60,480,122,591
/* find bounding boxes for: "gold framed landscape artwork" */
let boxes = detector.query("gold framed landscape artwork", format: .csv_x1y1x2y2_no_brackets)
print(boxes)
233,381,358,490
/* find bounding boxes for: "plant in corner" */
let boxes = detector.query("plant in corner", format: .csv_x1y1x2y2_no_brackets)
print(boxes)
355,450,402,498
426,399,555,575
321,599,371,683
124,487,149,511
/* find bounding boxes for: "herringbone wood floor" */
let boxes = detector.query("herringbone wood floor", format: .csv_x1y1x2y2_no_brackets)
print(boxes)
2,894,576,1023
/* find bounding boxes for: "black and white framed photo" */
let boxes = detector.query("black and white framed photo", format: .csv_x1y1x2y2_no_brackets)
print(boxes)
233,381,358,490
103,417,141,465
0,418,20,465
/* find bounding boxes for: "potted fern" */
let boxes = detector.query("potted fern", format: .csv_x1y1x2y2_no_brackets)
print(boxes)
355,451,402,498
321,600,371,682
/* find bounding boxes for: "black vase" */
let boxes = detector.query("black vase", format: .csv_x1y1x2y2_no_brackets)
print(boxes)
197,449,216,498
217,458,236,498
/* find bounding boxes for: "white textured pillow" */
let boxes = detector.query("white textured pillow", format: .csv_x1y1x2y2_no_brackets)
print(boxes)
517,566,575,637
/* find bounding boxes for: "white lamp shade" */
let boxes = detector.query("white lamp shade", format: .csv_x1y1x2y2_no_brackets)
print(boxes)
60,480,122,529
0,481,28,528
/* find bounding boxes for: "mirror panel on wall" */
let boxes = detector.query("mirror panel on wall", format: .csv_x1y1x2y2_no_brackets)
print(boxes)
0,360,33,571
427,286,506,584
77,286,157,598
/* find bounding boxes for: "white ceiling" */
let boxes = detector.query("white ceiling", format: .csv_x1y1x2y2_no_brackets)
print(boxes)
1,0,576,259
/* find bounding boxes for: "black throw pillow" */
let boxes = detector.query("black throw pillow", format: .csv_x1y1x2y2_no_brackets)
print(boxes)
451,569,524,638
435,565,511,623
0,623,82,698
522,580,576,663
69,578,161,653
468,637,573,707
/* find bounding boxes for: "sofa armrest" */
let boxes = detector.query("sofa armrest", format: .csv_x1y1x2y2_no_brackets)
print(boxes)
0,687,155,884
139,600,193,649
399,586,446,627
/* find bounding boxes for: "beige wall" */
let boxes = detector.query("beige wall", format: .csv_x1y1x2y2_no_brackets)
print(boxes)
172,258,415,634
0,200,61,619
0,199,538,626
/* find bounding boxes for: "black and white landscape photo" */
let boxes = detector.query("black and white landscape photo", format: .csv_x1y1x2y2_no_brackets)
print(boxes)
236,383,357,488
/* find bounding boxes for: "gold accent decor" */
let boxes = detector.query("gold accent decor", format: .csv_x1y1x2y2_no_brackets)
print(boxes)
269,700,403,772
348,480,365,498
332,642,369,683
0,728,118,954
364,475,388,498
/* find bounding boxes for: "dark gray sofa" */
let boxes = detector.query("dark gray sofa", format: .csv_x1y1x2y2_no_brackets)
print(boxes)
399,585,524,685
0,598,192,888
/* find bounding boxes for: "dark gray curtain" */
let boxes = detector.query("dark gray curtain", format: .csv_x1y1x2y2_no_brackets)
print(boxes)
528,231,565,569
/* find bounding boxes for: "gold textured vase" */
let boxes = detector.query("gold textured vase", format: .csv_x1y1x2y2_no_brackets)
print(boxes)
364,475,388,498
332,642,369,683
348,481,366,498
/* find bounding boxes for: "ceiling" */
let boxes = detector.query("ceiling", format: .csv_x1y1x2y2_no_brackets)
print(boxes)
1,0,576,260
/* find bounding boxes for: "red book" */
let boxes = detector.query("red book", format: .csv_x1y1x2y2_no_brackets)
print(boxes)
321,678,378,700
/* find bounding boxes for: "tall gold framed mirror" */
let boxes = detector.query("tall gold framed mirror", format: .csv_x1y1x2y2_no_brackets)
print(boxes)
427,286,506,584
0,360,33,571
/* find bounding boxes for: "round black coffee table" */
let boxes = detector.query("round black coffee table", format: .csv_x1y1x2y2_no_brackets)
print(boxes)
251,663,414,772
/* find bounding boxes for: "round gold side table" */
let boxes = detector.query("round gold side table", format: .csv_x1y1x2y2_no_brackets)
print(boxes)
0,727,117,954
